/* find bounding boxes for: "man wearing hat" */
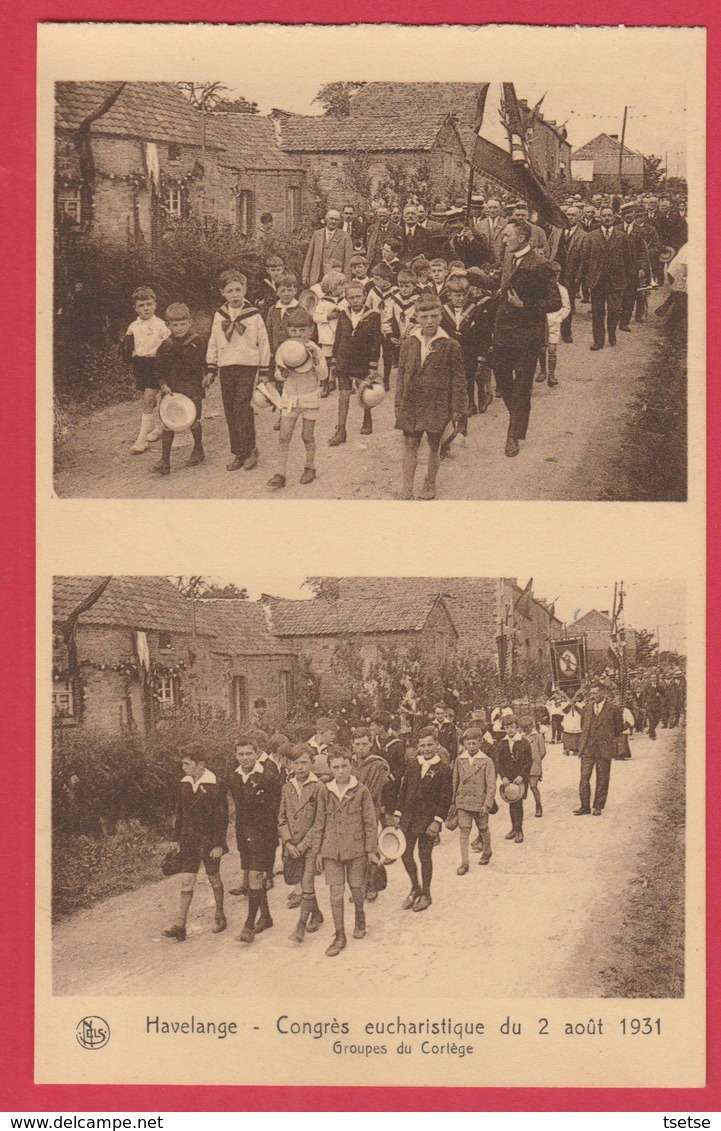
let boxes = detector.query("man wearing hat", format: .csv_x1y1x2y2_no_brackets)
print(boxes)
492,218,562,457
394,727,452,912
618,203,652,331
574,683,624,816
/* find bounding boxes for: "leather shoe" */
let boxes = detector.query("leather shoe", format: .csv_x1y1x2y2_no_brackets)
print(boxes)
589,344,603,351
325,932,347,957
505,829,517,839
413,893,432,912
619,324,632,332
608,334,617,346
229,886,248,896
306,906,324,933
592,808,603,816
254,914,273,934
366,888,378,902
402,889,420,910
505,436,519,457
286,892,302,909
226,457,244,471
243,449,259,470
574,808,591,815
212,913,227,934
457,863,469,875
479,854,492,865
300,467,316,485
548,377,558,387
515,831,524,843
237,926,255,944
162,924,186,941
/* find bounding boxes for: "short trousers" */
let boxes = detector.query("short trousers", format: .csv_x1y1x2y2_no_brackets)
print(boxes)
280,405,319,421
238,836,277,873
177,844,222,876
529,773,541,787
323,855,367,889
336,370,366,392
458,808,489,831
133,357,159,390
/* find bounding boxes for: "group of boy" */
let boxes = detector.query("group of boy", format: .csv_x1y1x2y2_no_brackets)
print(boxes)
162,701,553,955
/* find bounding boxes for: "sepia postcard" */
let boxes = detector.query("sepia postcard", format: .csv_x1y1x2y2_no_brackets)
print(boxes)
36,21,706,1094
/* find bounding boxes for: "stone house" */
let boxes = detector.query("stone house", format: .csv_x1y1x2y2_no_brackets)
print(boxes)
52,577,299,736
329,578,564,683
572,609,639,670
571,133,645,193
54,82,307,246
517,98,572,185
274,103,467,208
261,591,459,700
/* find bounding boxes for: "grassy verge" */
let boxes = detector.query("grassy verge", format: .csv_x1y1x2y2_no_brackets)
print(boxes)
600,321,687,502
52,819,170,921
600,730,686,997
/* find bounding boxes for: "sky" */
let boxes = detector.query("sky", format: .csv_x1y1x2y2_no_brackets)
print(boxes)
196,576,686,654
216,77,687,177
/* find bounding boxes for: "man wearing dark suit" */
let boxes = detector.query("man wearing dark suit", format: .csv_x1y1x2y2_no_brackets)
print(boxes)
341,204,367,253
617,202,652,331
552,204,588,343
394,727,453,912
474,199,506,264
416,203,446,257
580,205,633,350
492,218,562,457
399,204,432,264
574,683,624,816
366,206,403,269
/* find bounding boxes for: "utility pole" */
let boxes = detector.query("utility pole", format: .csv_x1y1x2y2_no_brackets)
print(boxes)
618,106,628,190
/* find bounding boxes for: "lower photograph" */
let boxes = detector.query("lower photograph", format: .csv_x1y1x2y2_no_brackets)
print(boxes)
40,573,699,1088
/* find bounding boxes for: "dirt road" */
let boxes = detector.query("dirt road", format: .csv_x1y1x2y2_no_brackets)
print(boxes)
53,727,681,998
54,304,664,501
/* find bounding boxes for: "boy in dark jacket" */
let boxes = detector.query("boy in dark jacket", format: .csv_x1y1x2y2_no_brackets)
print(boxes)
278,745,326,942
394,727,453,911
328,281,382,446
154,303,208,475
319,748,379,957
162,746,229,941
352,727,390,902
496,714,533,843
229,735,282,944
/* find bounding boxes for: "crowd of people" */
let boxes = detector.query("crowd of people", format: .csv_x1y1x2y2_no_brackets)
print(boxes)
161,665,685,957
120,187,689,498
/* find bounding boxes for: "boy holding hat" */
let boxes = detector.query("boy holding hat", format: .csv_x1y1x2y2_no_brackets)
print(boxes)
229,735,282,944
328,280,382,446
267,305,326,490
394,726,453,911
496,715,533,843
122,285,170,454
206,269,271,472
154,302,208,476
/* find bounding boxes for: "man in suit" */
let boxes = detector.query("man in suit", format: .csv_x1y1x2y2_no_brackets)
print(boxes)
302,209,354,286
551,204,588,343
399,204,432,264
366,206,403,269
617,202,652,331
474,198,506,264
394,726,453,912
574,683,624,816
581,204,633,350
500,202,550,289
492,218,562,457
341,203,367,253
416,203,447,259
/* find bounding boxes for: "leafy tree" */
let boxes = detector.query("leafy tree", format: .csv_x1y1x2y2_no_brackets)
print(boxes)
313,81,367,117
635,627,658,666
171,577,248,600
665,176,688,196
341,148,375,211
212,95,259,114
303,577,340,599
643,154,665,191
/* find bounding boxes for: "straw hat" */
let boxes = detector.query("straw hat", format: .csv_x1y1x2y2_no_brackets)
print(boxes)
378,825,407,864
276,338,314,373
359,381,386,409
500,781,525,804
158,392,196,433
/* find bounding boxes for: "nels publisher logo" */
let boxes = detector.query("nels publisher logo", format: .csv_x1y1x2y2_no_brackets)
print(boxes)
76,1016,110,1050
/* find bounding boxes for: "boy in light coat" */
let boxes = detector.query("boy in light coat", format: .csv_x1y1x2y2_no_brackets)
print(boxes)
451,728,496,872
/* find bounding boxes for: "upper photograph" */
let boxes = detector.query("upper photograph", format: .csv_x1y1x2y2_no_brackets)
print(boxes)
52,79,689,501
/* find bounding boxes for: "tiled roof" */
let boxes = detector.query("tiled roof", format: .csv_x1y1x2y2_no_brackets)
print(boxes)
54,82,221,148
336,578,500,644
52,577,207,634
262,593,450,636
278,109,454,153
206,113,303,171
572,133,641,159
348,82,483,126
194,600,296,656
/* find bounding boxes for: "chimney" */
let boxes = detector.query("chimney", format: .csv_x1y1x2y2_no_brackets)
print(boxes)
609,134,619,141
